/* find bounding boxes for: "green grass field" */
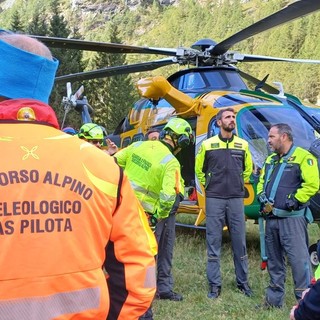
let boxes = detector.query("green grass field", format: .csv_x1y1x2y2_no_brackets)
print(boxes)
152,216,320,320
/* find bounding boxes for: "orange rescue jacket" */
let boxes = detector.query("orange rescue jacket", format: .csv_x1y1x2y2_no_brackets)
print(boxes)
0,99,156,320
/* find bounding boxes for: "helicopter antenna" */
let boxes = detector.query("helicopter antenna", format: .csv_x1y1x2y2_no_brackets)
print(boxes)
61,82,88,128
254,74,269,92
273,81,286,98
61,82,75,128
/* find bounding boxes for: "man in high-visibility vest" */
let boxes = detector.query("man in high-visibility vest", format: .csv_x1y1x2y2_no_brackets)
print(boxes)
257,123,318,308
145,128,183,302
78,123,105,149
78,123,119,155
115,117,194,320
115,118,193,228
0,31,156,320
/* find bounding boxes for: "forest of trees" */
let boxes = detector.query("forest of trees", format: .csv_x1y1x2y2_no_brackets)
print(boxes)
1,0,320,130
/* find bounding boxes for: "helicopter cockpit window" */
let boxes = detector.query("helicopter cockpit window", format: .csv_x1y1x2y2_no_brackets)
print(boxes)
171,69,247,92
300,105,320,137
132,133,145,143
209,119,220,137
213,93,271,108
122,137,131,148
182,73,206,90
237,106,317,169
130,99,149,124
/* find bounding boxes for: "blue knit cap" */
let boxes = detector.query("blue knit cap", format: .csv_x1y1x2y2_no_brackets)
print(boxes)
0,32,59,103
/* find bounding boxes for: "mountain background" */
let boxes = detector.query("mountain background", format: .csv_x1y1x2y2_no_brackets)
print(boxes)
0,0,320,131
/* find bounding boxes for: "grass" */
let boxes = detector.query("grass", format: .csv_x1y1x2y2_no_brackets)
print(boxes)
152,216,320,320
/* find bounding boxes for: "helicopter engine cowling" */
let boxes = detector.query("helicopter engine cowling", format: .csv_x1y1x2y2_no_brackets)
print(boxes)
137,76,204,117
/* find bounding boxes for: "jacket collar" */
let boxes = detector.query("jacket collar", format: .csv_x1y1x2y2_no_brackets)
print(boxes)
0,98,59,128
218,132,234,143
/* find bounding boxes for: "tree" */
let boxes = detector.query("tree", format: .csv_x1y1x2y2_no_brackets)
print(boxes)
85,23,137,132
48,0,84,127
27,9,48,36
10,11,25,32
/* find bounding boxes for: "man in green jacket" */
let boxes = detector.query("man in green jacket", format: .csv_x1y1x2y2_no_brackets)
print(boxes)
257,123,319,308
115,118,192,224
115,117,193,320
195,107,253,299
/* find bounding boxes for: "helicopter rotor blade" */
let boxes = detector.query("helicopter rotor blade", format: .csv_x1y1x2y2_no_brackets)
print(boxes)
31,35,177,56
55,57,176,83
238,70,279,94
211,0,320,56
234,53,320,64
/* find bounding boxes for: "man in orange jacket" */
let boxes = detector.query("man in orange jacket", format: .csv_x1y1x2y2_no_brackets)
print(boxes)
0,30,156,319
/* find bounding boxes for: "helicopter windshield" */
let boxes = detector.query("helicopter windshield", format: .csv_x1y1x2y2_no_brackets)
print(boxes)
170,68,247,93
237,106,317,169
300,105,320,130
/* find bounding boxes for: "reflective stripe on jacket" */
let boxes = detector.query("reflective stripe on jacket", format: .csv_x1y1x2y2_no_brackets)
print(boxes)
0,110,156,320
195,133,253,198
115,140,181,219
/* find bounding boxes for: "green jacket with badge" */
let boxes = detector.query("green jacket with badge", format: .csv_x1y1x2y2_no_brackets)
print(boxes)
115,140,181,219
257,146,319,211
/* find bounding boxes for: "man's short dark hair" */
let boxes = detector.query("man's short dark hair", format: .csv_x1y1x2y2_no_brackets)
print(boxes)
146,128,160,136
271,123,293,141
216,108,235,121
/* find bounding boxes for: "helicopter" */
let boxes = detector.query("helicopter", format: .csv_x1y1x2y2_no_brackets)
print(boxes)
32,0,320,263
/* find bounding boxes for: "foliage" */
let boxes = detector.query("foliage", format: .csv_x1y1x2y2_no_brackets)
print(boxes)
85,23,137,132
27,9,48,36
10,10,24,31
47,0,85,128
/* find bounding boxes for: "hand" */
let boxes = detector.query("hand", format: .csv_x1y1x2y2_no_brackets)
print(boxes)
301,288,310,299
289,305,297,320
106,138,118,156
286,194,299,211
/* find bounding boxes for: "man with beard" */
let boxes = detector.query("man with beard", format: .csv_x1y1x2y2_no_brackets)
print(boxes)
195,108,253,299
257,123,319,308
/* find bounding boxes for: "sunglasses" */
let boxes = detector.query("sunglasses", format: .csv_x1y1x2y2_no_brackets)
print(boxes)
89,140,103,145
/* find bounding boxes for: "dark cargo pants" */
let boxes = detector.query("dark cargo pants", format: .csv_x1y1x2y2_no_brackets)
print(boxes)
265,216,312,307
155,195,181,294
206,197,249,288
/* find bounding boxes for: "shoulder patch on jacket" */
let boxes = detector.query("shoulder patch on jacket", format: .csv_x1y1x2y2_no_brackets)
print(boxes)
211,143,219,148
307,158,315,166
234,142,243,148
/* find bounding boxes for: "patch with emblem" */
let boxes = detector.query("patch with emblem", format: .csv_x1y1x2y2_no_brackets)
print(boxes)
234,142,243,148
307,158,314,166
211,143,219,148
17,107,36,121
